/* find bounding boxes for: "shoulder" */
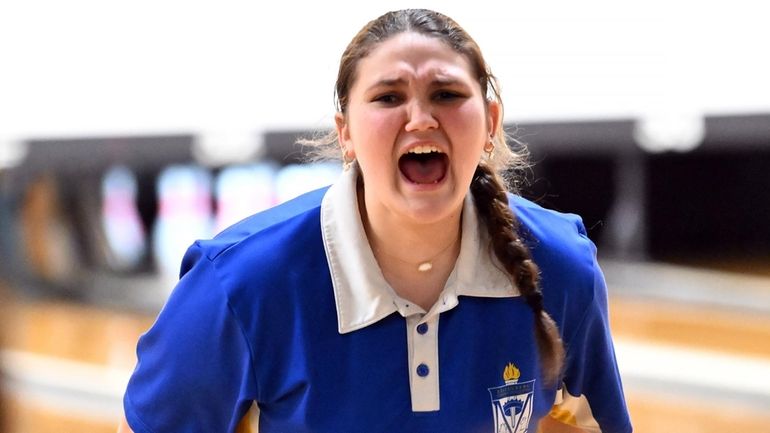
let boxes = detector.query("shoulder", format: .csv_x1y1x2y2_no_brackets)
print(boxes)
508,194,601,326
181,186,327,270
192,186,327,261
508,193,595,266
162,184,332,343
175,187,330,305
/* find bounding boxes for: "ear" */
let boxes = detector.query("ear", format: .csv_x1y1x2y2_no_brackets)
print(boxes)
486,99,502,137
334,112,354,158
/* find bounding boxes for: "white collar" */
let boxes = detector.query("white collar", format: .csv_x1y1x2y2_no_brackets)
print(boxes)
320,165,518,334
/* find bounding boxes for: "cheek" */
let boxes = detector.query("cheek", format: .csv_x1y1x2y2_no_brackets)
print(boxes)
350,110,402,155
443,103,488,146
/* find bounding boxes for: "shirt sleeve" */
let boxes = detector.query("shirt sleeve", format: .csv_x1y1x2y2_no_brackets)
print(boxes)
123,243,258,433
548,240,632,433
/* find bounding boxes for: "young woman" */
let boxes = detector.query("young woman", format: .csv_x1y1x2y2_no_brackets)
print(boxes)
120,9,631,433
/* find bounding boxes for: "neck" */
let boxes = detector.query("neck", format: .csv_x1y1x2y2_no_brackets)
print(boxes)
357,185,463,310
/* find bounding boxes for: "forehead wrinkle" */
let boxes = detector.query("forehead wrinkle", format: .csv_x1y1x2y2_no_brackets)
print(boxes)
367,65,469,92
356,34,476,94
412,59,475,89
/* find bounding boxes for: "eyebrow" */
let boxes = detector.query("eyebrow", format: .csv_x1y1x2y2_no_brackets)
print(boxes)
430,77,465,87
366,77,466,92
366,77,407,91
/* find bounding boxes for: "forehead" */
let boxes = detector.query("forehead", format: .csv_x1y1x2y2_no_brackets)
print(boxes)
354,32,476,87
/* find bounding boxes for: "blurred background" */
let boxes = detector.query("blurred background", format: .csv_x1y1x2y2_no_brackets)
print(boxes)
1,1,769,432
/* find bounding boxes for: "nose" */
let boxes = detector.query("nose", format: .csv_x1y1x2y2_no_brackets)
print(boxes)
404,99,438,131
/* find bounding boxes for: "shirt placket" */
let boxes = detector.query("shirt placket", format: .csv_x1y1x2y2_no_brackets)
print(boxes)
406,312,440,412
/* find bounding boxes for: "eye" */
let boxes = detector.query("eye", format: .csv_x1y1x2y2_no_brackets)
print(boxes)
372,93,402,105
433,90,464,102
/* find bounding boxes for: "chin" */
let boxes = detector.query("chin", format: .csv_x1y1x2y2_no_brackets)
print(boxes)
399,193,464,226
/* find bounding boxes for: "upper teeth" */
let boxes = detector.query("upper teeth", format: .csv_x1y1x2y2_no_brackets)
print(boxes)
408,145,441,154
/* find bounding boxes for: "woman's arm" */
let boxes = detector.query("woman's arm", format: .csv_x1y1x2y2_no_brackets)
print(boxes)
117,417,134,433
539,416,591,433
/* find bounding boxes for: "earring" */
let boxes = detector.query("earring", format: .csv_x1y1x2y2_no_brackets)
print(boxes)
484,137,495,160
342,149,355,171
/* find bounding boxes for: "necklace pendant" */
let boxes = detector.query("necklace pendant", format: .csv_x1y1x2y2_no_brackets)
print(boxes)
417,262,433,272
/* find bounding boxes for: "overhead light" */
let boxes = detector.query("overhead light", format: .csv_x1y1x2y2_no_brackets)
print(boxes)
633,111,705,153
192,130,264,166
0,138,29,170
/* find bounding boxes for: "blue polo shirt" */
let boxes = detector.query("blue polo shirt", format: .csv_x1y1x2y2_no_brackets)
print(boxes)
124,167,631,433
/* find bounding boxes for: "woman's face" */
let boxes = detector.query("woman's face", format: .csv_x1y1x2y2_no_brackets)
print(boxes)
336,32,499,227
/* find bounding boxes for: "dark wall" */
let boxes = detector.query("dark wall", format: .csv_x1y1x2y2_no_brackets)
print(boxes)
647,149,770,260
517,114,770,261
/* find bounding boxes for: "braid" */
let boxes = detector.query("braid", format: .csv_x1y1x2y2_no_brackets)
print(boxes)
471,163,565,386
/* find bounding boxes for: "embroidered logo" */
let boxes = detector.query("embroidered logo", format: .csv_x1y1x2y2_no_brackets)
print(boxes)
488,362,535,433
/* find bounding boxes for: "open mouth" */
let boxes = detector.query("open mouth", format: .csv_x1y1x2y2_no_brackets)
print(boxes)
398,145,449,185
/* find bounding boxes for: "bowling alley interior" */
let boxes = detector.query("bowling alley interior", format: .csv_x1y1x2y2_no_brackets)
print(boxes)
2,4,770,433
2,114,770,432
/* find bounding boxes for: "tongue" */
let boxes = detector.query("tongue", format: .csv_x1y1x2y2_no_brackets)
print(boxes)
399,154,447,184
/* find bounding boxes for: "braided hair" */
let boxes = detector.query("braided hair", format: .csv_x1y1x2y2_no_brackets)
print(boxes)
471,162,565,385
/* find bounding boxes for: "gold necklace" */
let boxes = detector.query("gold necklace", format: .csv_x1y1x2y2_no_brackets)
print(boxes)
374,233,460,272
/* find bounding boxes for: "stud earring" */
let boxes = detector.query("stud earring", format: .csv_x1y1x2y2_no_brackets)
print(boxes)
484,137,495,160
342,149,355,171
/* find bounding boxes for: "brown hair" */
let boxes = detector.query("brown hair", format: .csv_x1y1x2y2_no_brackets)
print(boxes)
308,9,564,385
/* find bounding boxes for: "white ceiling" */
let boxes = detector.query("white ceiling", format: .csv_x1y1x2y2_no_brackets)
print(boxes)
0,0,768,140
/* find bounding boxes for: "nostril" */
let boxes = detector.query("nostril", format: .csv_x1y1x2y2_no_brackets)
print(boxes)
405,108,439,131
